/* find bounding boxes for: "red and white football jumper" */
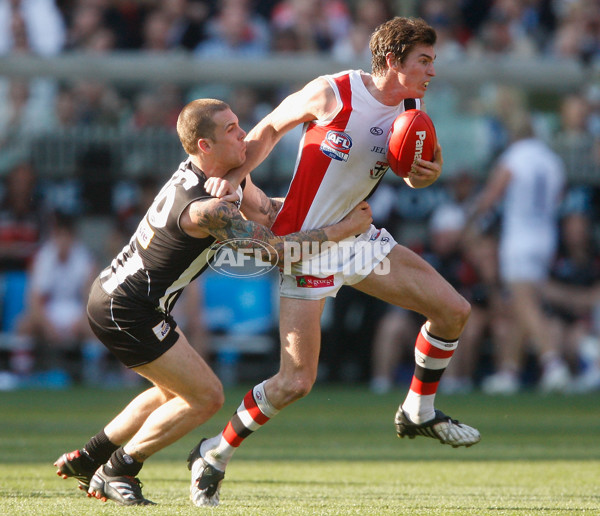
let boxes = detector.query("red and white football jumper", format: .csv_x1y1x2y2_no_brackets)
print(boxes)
272,70,420,235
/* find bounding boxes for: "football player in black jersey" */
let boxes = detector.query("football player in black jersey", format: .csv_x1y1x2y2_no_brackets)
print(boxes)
54,98,373,506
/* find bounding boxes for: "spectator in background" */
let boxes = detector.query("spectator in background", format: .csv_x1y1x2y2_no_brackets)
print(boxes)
553,92,596,184
141,8,176,52
15,211,101,383
355,0,392,32
124,84,183,134
419,0,465,61
470,112,568,394
195,0,270,57
0,78,56,167
0,161,45,273
586,85,600,137
542,195,600,392
0,1,59,163
64,0,109,51
130,89,173,130
333,0,392,61
332,21,371,61
70,79,124,127
558,93,590,141
270,0,351,52
552,0,600,63
159,0,208,51
466,3,537,58
0,162,47,380
50,84,79,129
480,84,529,160
270,26,302,53
0,0,66,56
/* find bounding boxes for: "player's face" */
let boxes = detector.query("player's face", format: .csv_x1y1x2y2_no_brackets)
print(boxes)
210,108,247,168
397,45,436,98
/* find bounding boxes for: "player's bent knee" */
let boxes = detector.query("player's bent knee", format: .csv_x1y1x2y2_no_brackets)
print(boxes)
432,295,471,336
456,296,471,323
204,383,225,413
188,381,225,417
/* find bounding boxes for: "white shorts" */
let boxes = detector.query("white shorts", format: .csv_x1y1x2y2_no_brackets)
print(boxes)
279,225,397,300
499,234,556,283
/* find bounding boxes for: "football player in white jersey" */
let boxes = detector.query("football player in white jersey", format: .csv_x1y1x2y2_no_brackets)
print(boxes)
472,113,568,394
192,17,480,507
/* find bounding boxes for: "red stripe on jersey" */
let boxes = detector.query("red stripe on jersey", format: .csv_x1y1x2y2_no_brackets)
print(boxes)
243,390,270,425
271,74,353,235
409,377,440,396
416,332,455,359
222,421,243,447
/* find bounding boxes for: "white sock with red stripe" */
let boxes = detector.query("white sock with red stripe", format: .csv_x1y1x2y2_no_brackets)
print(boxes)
201,381,279,471
401,325,458,424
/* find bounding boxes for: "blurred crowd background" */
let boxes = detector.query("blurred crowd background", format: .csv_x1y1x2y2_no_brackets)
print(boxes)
0,0,599,393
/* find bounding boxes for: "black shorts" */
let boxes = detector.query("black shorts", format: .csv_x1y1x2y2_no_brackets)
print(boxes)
87,277,179,368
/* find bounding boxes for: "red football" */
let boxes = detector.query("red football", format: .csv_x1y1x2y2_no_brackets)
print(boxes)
386,109,437,177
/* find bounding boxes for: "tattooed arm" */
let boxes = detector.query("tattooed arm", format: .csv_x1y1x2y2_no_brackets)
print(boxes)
239,175,283,228
180,197,373,264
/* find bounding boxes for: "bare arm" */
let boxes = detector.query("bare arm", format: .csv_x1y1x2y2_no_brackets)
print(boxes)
181,197,372,264
238,175,283,228
542,281,600,314
474,165,511,217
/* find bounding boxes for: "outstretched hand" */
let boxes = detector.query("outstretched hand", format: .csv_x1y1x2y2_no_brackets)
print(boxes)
205,177,240,203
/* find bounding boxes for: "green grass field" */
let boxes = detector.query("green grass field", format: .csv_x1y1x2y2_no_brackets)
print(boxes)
1,385,599,515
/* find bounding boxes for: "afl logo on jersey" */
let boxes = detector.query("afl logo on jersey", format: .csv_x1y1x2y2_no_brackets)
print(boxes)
320,130,352,162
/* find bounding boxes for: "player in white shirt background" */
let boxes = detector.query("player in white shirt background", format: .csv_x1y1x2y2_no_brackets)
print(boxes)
470,112,568,395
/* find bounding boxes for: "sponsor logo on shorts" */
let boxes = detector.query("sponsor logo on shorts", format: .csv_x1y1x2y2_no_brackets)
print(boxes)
296,275,335,288
320,130,352,162
152,320,171,341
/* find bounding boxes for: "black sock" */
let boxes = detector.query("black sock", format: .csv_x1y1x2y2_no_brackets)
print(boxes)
105,447,143,477
83,429,119,465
